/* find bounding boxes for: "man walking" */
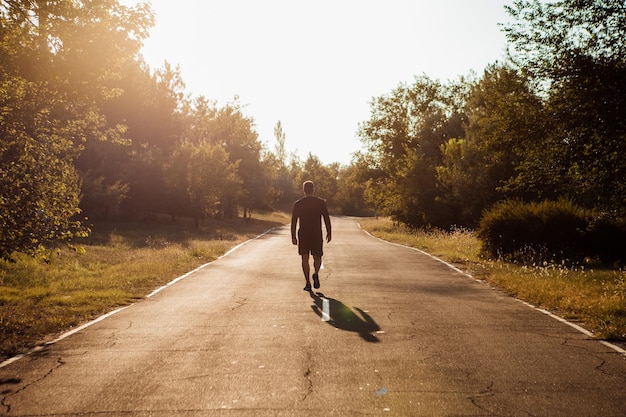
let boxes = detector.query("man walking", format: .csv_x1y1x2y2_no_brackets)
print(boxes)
291,180,332,291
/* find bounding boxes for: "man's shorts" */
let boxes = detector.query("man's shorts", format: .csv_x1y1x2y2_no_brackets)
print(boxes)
298,234,323,256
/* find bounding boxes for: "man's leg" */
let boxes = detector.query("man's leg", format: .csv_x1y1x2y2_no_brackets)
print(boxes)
313,255,322,274
312,255,322,289
301,253,311,289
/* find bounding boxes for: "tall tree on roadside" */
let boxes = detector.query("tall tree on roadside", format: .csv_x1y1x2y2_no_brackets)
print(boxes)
165,142,239,227
0,0,153,259
264,121,295,210
334,157,373,216
210,100,265,218
503,0,626,214
0,76,86,260
358,76,464,227
112,62,187,218
437,64,543,225
273,120,287,167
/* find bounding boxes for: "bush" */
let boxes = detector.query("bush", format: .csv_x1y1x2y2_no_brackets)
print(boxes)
586,215,626,265
477,199,626,265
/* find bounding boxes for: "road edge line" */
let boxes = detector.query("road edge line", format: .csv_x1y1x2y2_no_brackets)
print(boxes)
0,226,279,369
146,226,276,298
358,224,626,357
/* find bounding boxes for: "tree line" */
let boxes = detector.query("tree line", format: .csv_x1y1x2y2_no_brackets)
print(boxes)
356,0,626,231
2,0,625,262
0,0,370,261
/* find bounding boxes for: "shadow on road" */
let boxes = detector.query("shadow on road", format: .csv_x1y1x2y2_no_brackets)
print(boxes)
309,292,381,343
0,377,22,395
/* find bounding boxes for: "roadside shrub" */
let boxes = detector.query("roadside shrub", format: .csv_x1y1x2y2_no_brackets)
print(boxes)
477,199,626,265
586,215,626,265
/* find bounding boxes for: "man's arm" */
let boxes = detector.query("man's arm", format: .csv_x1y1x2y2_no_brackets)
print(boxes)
322,204,332,243
291,206,298,245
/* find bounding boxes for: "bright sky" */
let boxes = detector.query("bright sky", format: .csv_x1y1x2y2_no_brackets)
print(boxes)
123,0,515,165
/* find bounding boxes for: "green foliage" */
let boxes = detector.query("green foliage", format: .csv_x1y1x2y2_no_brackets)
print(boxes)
298,154,339,207
165,142,240,225
7,0,624,261
212,101,266,217
273,120,288,167
437,64,544,226
504,0,626,83
358,76,464,226
356,0,626,234
503,0,626,213
477,199,626,265
80,171,130,220
1,0,365,244
333,160,374,216
0,75,87,261
585,214,626,265
0,0,153,258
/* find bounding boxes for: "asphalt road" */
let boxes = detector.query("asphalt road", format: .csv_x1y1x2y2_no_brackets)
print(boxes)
1,217,625,416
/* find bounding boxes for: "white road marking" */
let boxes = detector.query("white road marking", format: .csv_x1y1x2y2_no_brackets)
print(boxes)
359,223,626,357
0,227,279,369
321,298,330,322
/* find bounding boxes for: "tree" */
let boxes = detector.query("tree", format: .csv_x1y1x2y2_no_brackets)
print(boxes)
503,0,626,214
0,77,87,260
100,60,185,151
165,142,239,226
263,121,301,210
298,155,338,208
93,61,189,219
0,0,152,259
504,0,626,87
210,100,265,217
437,64,543,225
273,120,287,167
334,157,375,216
80,170,129,220
358,76,464,227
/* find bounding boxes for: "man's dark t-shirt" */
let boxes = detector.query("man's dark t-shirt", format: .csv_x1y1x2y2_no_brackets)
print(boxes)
291,196,331,256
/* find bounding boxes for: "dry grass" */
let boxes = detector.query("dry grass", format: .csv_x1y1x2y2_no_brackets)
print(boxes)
360,217,626,342
0,211,289,361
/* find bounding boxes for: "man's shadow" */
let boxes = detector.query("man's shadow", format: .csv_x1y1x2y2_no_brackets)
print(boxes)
310,292,381,343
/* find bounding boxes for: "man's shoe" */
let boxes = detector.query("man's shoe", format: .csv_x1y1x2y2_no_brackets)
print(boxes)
303,284,312,291
312,273,320,289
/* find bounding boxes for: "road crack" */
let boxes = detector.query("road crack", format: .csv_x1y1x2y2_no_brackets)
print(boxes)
301,351,314,401
468,382,499,415
1,356,65,414
229,297,248,312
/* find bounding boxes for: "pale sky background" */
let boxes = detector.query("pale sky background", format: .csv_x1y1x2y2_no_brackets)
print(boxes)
122,0,515,165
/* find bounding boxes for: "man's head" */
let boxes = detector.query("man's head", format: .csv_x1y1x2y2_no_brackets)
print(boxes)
303,180,315,195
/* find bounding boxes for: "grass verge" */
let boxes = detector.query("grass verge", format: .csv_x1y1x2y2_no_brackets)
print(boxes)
0,212,288,362
359,218,626,343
